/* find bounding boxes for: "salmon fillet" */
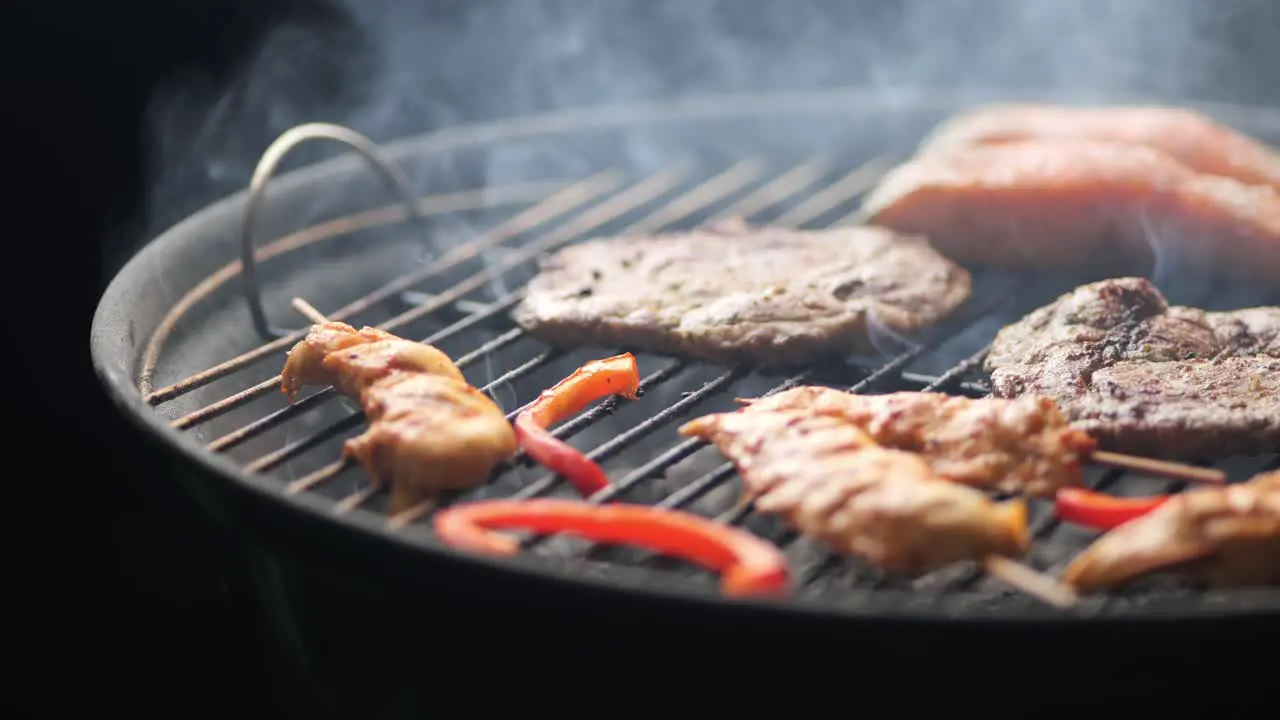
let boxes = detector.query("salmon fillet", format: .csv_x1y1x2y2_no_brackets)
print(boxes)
918,103,1280,193
857,139,1280,284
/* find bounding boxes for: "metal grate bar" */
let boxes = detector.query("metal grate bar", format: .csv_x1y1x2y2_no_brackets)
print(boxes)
173,376,281,432
709,157,830,221
147,173,623,405
771,159,890,227
453,327,527,370
245,412,363,475
208,385,336,454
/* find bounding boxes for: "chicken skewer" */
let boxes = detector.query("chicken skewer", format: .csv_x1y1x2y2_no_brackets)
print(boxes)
735,388,1223,494
679,403,1079,608
281,298,517,513
1062,470,1280,594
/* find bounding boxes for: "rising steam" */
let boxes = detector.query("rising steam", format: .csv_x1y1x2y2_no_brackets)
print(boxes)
139,0,1267,243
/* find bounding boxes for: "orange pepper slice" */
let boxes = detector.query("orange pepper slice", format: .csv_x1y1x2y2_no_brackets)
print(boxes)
514,353,641,497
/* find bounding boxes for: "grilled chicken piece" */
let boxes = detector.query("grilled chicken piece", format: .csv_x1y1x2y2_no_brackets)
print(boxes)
343,373,518,510
917,103,1280,192
735,387,1096,497
1063,471,1280,594
279,322,515,510
679,408,1029,576
281,321,463,399
857,139,1280,284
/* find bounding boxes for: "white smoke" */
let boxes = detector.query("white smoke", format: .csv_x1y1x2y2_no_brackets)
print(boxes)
138,0,1267,242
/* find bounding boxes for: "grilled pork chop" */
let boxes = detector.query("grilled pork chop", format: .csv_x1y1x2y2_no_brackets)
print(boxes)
917,103,1280,193
513,222,971,366
736,387,1096,497
985,277,1280,460
856,139,1280,284
679,408,1029,576
1063,470,1280,594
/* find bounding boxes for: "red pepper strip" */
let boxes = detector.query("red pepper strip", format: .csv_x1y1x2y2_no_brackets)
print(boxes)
514,353,641,498
434,499,791,598
1054,487,1171,530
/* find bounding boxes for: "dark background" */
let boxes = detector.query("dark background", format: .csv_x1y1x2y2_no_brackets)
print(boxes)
8,2,329,715
8,0,1280,715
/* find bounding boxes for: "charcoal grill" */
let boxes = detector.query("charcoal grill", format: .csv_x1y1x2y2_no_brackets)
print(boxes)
91,89,1280,650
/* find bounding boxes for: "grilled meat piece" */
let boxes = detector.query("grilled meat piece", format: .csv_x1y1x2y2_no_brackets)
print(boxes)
280,322,515,509
344,373,518,510
281,321,464,400
856,139,1280,284
513,222,971,367
985,277,1280,459
737,387,1096,497
1063,471,1280,594
679,408,1029,576
917,103,1280,193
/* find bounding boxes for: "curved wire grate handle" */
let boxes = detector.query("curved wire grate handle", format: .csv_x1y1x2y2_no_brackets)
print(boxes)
240,122,431,340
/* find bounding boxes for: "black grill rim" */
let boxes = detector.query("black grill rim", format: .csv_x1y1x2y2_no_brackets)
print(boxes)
91,90,1280,624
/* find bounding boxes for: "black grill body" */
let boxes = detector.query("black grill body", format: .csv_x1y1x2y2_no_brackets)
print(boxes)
91,93,1280,702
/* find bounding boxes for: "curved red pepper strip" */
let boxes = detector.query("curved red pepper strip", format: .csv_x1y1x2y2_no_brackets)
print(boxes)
514,353,641,498
1054,487,1170,530
433,499,791,598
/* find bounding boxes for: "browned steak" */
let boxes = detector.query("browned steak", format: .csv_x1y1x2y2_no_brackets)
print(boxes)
985,277,1280,460
512,221,972,366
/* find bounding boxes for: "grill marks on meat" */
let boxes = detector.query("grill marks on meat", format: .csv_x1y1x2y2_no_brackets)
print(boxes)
985,277,1280,460
856,139,1280,284
736,387,1096,497
280,321,516,509
513,222,971,367
679,404,1030,576
281,322,464,400
1063,471,1280,594
916,103,1280,193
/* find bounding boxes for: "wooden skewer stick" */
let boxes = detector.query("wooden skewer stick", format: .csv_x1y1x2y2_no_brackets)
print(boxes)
982,556,1078,609
291,297,330,324
1088,451,1225,485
